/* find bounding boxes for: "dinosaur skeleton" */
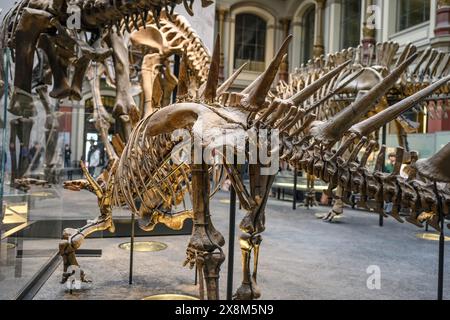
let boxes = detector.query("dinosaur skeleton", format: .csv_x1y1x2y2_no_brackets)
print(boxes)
277,41,450,220
3,0,450,302
0,0,214,183
59,33,450,300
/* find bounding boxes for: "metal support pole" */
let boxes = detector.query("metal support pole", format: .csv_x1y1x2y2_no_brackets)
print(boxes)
293,168,298,210
435,182,445,300
129,212,135,285
380,124,387,227
379,212,384,227
226,180,237,300
194,263,198,285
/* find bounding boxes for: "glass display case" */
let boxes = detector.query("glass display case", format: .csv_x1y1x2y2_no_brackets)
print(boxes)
0,48,110,299
0,44,193,299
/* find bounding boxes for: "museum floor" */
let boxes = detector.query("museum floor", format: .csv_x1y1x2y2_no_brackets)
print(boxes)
22,189,449,300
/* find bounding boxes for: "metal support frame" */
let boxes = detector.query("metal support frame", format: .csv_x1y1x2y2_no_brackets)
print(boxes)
434,182,445,301
226,182,237,300
380,124,387,227
293,168,298,210
129,212,135,285
226,155,239,300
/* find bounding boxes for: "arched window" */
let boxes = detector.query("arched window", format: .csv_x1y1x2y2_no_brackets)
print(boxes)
340,0,361,49
397,0,430,32
234,13,267,72
302,6,315,64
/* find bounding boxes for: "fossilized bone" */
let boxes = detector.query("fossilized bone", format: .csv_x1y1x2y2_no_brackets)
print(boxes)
59,30,450,302
60,34,240,298
279,41,450,218
6,1,447,302
1,1,214,179
128,10,211,115
82,7,214,189
282,42,450,140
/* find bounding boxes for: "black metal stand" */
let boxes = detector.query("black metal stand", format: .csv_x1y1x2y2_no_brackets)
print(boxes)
434,182,445,300
293,168,298,210
226,183,237,300
379,125,387,228
129,212,135,285
194,263,198,285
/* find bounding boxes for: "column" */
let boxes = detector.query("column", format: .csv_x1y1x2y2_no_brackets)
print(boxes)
313,0,326,57
279,18,291,82
216,8,229,82
435,0,450,37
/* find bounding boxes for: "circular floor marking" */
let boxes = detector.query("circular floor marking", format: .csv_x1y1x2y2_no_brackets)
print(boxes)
1,243,16,250
142,294,199,300
119,241,168,252
416,232,450,242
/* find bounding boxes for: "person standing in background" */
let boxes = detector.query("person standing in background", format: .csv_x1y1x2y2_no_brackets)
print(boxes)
89,145,100,177
385,153,396,173
384,152,396,215
64,144,72,168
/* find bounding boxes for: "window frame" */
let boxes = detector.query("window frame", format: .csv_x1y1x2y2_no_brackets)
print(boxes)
339,0,362,50
228,6,275,84
233,13,268,72
301,5,316,64
292,0,318,68
396,0,431,32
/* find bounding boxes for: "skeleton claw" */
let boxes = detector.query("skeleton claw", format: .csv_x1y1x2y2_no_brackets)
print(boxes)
183,247,197,269
234,279,261,300
63,179,89,192
418,211,441,232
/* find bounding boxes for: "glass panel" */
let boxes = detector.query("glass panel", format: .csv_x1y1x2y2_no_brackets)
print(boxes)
302,6,316,64
397,0,430,32
234,13,267,72
386,133,437,159
0,47,118,299
340,0,362,49
0,49,66,298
